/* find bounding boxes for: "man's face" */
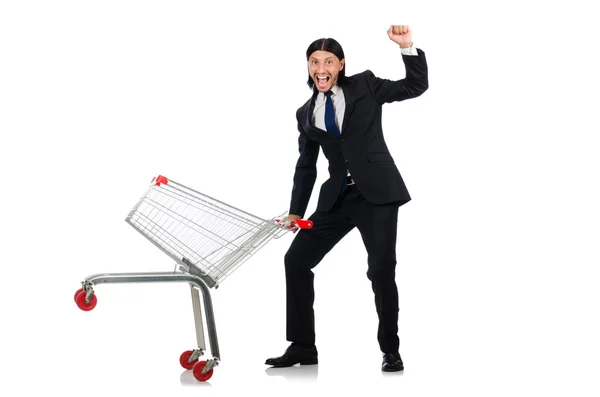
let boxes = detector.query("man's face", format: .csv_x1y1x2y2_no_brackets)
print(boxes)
308,50,345,92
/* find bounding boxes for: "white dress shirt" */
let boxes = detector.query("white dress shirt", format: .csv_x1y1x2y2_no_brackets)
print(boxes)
312,84,346,133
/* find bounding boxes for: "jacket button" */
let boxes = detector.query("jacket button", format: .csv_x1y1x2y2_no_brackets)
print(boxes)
345,160,351,165
341,138,345,143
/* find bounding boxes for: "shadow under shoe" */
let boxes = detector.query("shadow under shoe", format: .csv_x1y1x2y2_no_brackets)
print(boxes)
265,344,318,367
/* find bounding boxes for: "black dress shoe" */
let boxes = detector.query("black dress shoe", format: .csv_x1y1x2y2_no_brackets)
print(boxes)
382,352,404,372
265,343,318,367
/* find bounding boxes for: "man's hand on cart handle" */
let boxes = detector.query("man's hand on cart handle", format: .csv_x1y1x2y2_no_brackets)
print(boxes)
277,214,313,233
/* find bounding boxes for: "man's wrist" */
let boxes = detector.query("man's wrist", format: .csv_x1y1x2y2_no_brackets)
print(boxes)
399,43,418,56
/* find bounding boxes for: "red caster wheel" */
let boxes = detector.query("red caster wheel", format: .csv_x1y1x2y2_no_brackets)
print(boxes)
179,350,198,370
192,361,213,382
75,290,97,311
74,288,84,302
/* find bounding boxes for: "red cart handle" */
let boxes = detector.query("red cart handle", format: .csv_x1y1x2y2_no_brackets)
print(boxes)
291,219,313,229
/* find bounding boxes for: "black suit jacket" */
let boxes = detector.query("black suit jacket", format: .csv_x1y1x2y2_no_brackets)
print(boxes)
289,49,428,218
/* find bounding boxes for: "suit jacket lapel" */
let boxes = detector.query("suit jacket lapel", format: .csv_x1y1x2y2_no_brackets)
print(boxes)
300,92,317,132
341,81,358,134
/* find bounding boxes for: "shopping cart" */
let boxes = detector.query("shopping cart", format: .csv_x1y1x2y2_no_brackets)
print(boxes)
74,175,312,381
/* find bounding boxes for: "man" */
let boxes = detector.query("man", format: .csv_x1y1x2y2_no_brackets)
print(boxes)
266,25,428,372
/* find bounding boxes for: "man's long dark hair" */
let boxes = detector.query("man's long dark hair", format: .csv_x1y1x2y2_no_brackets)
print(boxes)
306,38,347,90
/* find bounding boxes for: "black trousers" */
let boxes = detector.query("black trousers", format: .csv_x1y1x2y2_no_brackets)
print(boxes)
284,184,401,353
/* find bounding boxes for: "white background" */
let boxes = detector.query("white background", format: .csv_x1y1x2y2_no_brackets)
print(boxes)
1,0,599,396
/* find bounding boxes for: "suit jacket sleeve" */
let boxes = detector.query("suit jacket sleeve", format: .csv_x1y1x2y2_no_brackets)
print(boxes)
289,112,320,218
365,48,429,104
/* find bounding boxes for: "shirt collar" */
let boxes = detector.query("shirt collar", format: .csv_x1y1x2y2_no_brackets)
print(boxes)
317,84,343,101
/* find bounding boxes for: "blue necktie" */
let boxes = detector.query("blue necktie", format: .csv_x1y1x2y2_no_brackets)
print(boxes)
324,91,340,138
324,91,347,192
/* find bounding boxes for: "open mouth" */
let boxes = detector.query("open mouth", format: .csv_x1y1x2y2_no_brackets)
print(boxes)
316,75,330,88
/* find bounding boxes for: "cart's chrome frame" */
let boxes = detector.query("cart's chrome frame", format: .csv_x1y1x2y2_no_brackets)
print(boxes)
80,265,221,366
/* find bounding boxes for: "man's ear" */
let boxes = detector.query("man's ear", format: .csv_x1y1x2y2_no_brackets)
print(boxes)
340,59,345,71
